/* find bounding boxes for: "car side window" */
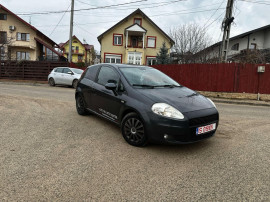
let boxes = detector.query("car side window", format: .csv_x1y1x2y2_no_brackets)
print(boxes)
63,68,71,74
97,66,119,86
55,68,63,73
85,65,100,81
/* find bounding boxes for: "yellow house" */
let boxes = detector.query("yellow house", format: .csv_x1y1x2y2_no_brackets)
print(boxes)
0,4,63,61
59,35,94,65
97,9,174,65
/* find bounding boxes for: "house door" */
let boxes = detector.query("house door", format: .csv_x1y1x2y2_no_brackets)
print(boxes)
131,37,138,47
128,52,142,65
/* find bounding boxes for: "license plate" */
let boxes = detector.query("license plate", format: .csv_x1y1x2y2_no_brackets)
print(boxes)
196,123,216,135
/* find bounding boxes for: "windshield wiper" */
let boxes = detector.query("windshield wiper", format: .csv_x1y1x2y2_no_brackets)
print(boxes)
132,84,155,88
153,84,182,88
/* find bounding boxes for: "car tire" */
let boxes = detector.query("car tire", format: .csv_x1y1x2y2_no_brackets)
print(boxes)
76,94,88,115
72,79,78,88
121,112,148,147
49,78,55,86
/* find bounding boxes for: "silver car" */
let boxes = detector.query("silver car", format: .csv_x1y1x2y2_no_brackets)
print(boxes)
48,67,84,88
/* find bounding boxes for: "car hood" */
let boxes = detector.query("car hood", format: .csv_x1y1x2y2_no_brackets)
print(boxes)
74,73,82,79
137,87,214,113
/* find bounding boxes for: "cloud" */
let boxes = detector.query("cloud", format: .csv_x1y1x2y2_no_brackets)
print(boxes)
1,0,269,52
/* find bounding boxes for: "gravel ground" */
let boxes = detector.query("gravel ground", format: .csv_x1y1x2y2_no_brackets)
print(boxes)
0,83,269,201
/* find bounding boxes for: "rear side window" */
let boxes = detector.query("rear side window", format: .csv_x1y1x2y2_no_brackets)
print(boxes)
85,65,100,81
55,68,63,73
97,66,119,86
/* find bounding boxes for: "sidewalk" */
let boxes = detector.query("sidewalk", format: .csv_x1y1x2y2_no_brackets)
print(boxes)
199,91,270,107
1,79,269,107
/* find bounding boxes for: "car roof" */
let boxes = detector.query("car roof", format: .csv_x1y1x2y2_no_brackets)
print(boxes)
91,63,152,69
55,67,69,69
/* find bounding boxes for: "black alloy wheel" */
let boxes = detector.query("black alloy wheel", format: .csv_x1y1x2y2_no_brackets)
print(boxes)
76,94,87,115
121,113,147,147
49,78,55,86
72,79,78,88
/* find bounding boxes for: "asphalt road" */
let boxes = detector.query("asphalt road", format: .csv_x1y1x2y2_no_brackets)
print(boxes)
0,83,269,201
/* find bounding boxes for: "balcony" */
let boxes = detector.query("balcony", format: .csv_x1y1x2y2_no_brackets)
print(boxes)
64,50,84,55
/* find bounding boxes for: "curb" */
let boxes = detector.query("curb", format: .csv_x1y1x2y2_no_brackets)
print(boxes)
0,81,48,87
212,98,270,107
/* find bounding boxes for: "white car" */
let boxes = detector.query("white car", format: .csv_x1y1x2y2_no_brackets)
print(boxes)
48,67,84,88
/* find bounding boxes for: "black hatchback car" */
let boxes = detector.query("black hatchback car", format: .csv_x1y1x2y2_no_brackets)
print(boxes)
75,64,219,147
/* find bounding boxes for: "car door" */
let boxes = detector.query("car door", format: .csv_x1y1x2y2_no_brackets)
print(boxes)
62,68,74,85
81,65,101,110
54,68,64,84
92,65,125,124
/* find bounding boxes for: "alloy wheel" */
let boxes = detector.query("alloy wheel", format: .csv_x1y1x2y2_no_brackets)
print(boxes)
124,117,145,143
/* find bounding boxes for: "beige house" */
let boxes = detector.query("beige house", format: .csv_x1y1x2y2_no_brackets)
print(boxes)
97,9,174,65
0,4,63,61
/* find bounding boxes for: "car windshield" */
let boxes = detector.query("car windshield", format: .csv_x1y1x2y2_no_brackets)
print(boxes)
71,68,83,74
120,66,180,88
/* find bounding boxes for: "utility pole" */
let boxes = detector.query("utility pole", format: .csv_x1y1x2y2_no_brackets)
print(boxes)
220,0,234,63
68,0,75,63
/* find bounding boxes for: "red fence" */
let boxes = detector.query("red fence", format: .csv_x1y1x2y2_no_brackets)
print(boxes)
152,63,270,94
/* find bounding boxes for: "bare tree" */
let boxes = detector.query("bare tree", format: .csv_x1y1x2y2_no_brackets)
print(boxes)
169,23,212,64
0,30,14,61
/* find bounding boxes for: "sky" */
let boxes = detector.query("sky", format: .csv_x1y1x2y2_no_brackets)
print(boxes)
1,0,269,52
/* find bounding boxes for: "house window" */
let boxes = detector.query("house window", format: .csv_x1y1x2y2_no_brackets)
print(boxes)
0,31,7,43
73,40,78,43
105,54,121,63
250,43,257,50
78,55,83,61
16,52,30,60
0,13,7,20
113,34,123,46
134,18,142,26
0,47,5,60
231,43,239,51
17,33,30,41
146,57,157,65
147,36,156,48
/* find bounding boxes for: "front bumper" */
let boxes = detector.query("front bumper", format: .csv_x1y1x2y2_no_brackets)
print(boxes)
145,108,219,144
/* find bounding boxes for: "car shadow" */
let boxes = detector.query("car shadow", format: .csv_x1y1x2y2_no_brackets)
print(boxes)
85,112,215,153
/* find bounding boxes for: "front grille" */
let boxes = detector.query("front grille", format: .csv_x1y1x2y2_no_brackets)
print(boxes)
189,113,219,127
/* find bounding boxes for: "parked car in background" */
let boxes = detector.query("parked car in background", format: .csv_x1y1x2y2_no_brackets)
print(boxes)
75,64,219,147
48,67,84,88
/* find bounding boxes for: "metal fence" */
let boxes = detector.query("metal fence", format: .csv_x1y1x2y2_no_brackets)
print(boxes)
152,63,270,94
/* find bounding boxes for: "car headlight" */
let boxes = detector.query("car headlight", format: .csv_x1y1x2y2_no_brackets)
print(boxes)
207,98,216,108
151,103,184,120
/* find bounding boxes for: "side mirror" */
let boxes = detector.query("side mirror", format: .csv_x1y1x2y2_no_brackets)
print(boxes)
67,71,74,75
105,82,117,91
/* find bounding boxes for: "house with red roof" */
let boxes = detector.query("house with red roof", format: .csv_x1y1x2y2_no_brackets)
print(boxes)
59,35,94,65
0,4,64,61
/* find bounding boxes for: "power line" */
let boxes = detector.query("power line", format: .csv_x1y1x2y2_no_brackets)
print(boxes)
149,7,225,17
74,2,225,17
16,0,148,16
203,11,226,31
49,4,71,36
239,0,270,5
29,7,228,28
202,1,225,30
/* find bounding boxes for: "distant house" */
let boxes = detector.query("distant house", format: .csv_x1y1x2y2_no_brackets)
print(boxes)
0,4,64,61
195,24,270,63
59,36,94,65
97,8,175,65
